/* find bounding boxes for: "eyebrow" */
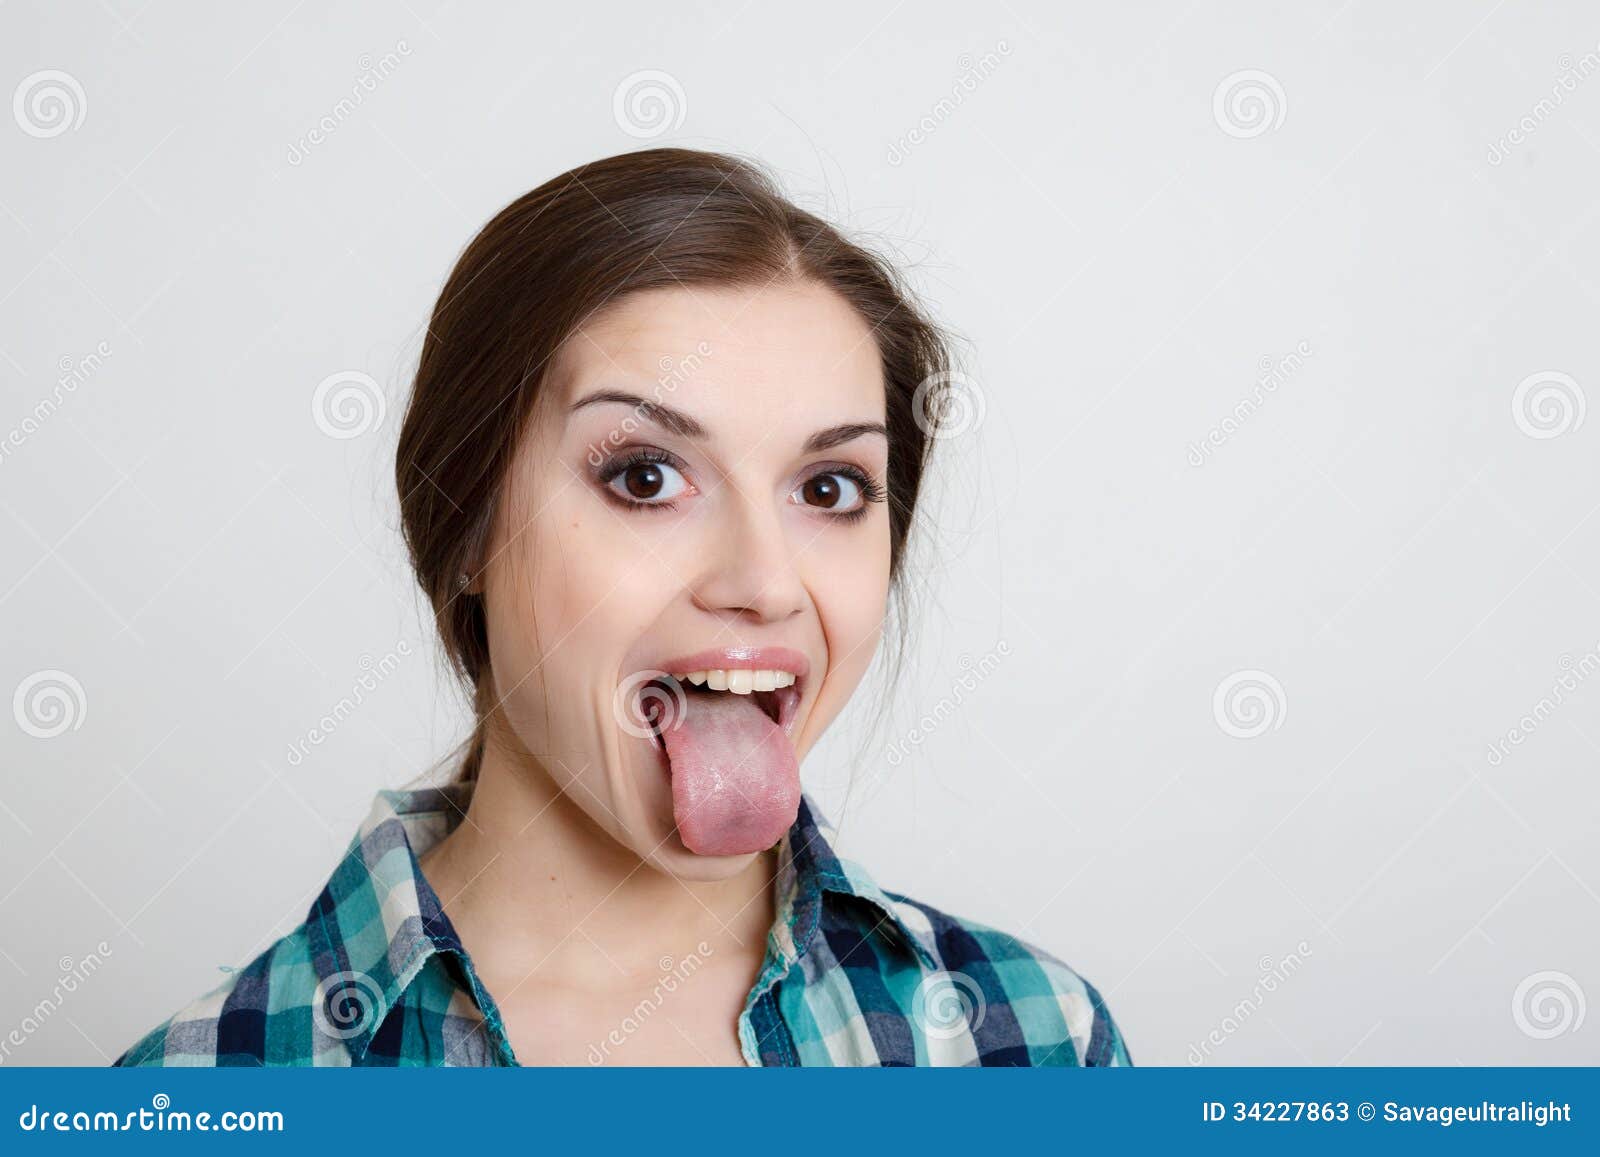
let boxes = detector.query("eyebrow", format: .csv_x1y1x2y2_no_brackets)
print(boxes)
570,389,887,454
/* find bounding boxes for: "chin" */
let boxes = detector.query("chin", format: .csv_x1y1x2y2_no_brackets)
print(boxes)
623,774,788,883
648,841,769,882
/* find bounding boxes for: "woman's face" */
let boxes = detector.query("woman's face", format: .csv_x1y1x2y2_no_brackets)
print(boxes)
479,279,892,880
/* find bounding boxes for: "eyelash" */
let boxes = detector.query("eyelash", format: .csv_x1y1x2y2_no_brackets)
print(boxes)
594,447,886,523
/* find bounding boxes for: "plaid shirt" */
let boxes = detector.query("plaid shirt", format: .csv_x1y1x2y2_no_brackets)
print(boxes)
114,784,1129,1067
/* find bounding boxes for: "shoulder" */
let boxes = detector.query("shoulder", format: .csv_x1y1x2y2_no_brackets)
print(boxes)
113,926,317,1068
875,886,1132,1067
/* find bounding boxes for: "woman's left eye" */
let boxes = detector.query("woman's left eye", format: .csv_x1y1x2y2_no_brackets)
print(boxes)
792,471,863,512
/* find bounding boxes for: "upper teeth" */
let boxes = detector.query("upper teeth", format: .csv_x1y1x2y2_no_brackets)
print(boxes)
674,669,795,694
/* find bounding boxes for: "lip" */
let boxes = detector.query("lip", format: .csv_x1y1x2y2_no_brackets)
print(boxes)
654,645,810,682
643,645,810,741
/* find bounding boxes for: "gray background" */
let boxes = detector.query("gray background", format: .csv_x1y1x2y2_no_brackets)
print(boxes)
2,0,1597,1065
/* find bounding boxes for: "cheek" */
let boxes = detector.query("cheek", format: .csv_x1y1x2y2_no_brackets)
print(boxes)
804,523,892,719
526,492,689,640
483,484,668,746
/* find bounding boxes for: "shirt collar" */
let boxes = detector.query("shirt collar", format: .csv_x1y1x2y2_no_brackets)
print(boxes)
306,781,937,1062
304,783,484,1064
775,794,941,971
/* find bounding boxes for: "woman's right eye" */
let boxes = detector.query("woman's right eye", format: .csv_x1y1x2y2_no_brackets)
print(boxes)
605,459,690,506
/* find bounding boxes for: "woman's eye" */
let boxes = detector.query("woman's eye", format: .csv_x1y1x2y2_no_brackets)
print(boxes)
607,460,689,504
793,471,862,512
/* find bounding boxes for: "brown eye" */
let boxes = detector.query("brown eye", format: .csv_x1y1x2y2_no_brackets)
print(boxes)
794,472,862,512
625,464,662,498
606,460,688,504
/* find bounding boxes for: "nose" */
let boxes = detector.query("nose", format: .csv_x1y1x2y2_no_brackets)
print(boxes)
689,484,807,625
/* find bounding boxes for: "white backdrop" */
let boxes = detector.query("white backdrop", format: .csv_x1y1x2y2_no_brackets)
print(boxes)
3,0,1598,1066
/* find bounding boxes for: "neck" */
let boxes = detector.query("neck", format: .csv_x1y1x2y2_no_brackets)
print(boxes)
418,728,778,994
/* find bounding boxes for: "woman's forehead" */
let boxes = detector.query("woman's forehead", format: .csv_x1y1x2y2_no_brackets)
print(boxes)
560,281,886,416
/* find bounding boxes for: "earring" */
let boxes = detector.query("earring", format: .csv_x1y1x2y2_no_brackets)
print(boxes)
456,573,470,590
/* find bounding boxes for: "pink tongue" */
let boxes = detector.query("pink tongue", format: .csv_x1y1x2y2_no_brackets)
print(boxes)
657,690,800,856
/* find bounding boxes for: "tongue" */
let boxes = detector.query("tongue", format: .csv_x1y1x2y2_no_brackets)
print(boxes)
656,689,800,856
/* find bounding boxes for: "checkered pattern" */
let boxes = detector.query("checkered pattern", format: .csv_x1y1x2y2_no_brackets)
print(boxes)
114,784,1129,1067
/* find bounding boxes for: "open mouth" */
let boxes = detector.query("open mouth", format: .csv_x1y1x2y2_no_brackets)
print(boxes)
634,661,808,857
643,668,803,752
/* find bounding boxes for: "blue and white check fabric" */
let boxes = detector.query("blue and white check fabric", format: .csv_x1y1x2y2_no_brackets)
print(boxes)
115,782,1130,1067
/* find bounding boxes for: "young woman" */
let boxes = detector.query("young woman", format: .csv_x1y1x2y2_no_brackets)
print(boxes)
115,149,1130,1067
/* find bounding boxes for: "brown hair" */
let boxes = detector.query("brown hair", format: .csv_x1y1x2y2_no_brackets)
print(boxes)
395,147,955,783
